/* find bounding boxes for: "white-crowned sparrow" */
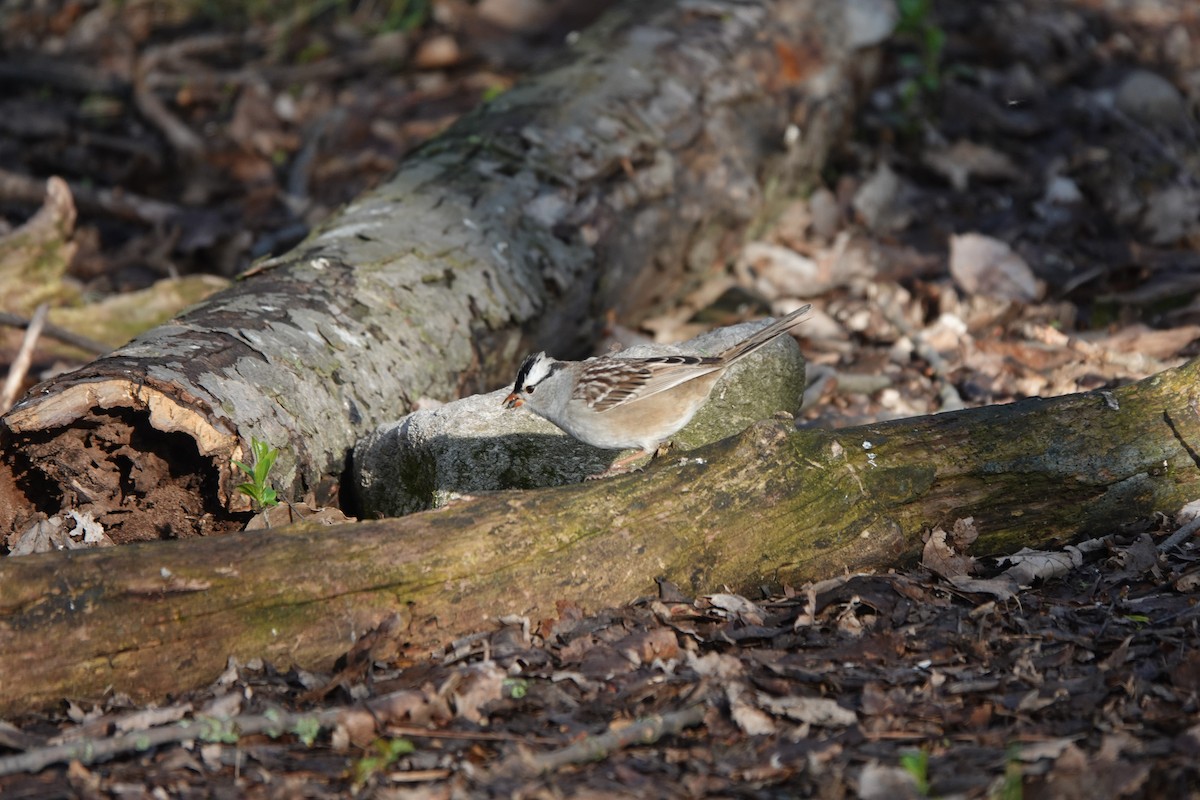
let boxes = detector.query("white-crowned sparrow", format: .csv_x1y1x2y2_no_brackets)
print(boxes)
503,305,811,471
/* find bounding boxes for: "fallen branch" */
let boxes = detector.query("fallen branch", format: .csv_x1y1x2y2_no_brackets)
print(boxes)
509,704,708,776
1,0,880,541
0,303,48,415
0,166,184,227
0,310,110,356
0,706,343,777
0,358,1196,715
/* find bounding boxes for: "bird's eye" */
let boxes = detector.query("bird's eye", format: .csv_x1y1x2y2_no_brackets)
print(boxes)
524,386,534,394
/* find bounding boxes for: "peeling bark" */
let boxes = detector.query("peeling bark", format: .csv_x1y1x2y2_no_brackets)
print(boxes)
0,0,877,543
0,358,1196,714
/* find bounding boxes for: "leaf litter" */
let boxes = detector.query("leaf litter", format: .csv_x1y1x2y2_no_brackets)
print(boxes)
3,0,1200,796
2,527,1198,797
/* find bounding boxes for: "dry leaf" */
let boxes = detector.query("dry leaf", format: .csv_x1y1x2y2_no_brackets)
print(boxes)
923,139,1021,191
950,232,1044,302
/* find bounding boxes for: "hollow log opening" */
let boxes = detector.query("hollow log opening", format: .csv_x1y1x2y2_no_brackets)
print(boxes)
1,409,246,545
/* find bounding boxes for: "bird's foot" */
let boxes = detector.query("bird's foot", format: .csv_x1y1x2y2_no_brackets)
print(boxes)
585,447,659,480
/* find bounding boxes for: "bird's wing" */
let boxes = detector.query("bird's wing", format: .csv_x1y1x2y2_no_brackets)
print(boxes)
573,355,722,411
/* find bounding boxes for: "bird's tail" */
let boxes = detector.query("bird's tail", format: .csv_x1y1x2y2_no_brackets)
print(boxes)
717,304,812,362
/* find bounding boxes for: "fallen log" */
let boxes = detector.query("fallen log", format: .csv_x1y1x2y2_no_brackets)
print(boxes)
0,358,1195,714
0,0,883,543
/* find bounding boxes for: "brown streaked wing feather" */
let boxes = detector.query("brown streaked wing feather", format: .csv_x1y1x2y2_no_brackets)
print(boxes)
574,355,722,411
574,362,648,408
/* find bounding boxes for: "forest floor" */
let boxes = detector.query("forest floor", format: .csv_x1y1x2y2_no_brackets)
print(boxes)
2,0,1200,797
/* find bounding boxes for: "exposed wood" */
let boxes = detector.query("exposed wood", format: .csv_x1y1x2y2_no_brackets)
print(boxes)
0,304,48,415
1,358,1196,714
0,0,876,543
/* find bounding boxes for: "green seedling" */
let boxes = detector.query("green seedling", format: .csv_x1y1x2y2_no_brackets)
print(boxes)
893,0,947,125
900,747,931,796
994,746,1023,800
378,0,432,32
897,0,946,91
352,737,415,789
291,716,322,747
233,437,280,509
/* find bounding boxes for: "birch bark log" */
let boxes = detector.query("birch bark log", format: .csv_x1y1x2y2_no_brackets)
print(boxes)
0,0,879,542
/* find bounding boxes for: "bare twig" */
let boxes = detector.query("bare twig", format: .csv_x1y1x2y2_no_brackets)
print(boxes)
0,310,110,356
1159,516,1200,553
0,57,126,95
0,303,49,414
133,36,240,159
534,704,706,770
0,706,344,777
0,167,182,227
0,687,567,778
133,31,261,159
382,725,557,745
487,703,708,779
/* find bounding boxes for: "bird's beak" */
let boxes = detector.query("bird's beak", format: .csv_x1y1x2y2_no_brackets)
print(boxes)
503,392,522,409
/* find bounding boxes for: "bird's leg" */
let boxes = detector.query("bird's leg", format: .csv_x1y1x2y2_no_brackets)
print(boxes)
586,447,657,480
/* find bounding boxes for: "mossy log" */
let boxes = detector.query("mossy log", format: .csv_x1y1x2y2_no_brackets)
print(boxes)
0,0,879,543
1,359,1196,715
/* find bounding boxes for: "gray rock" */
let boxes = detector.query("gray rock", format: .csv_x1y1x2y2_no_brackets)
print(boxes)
1113,69,1187,129
354,319,807,517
